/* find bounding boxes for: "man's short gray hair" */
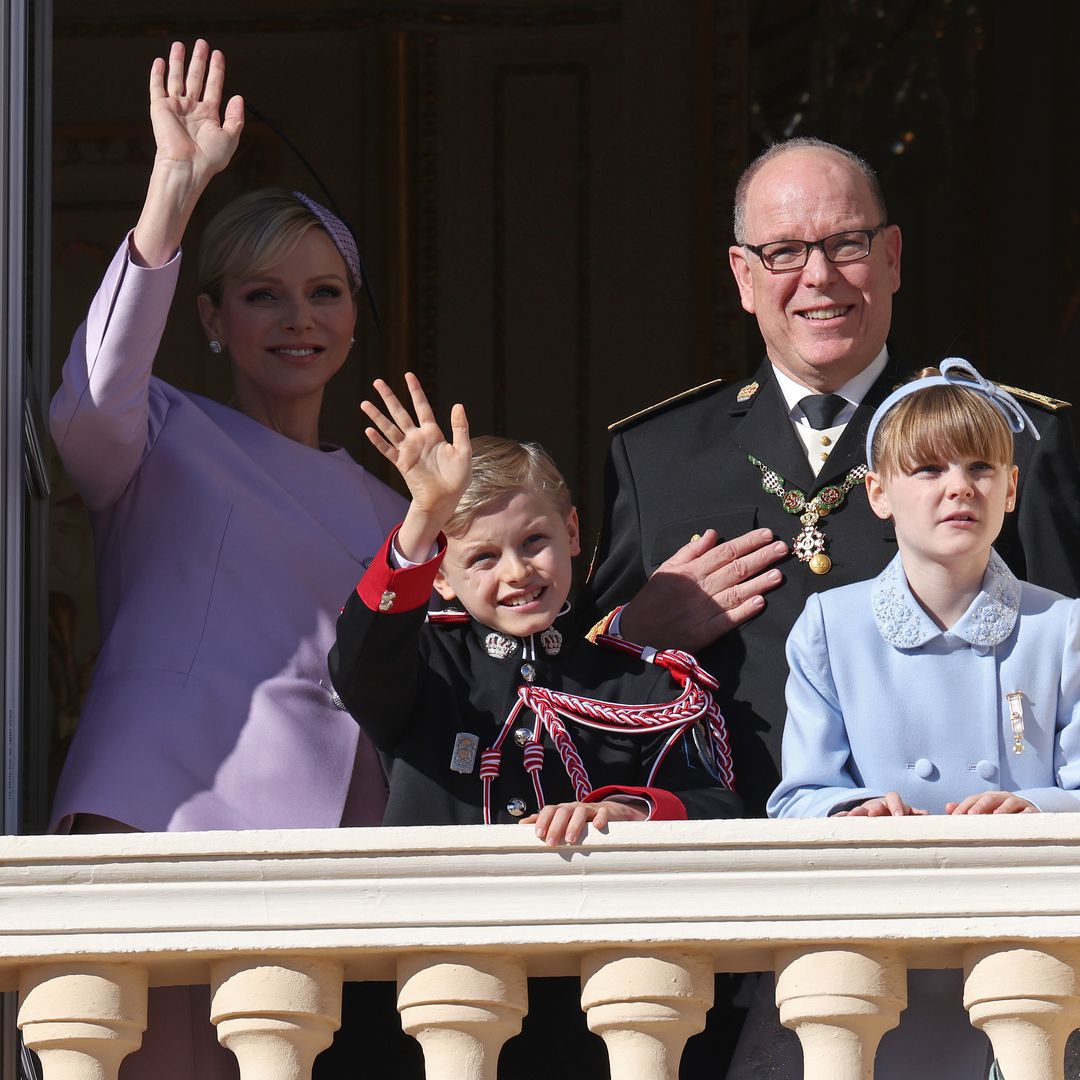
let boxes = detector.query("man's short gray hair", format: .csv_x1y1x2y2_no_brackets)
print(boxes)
732,137,888,244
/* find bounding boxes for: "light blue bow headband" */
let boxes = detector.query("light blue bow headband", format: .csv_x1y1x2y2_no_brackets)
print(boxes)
864,356,1039,471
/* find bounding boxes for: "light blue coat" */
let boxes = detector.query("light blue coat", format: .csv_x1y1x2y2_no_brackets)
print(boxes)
769,550,1080,819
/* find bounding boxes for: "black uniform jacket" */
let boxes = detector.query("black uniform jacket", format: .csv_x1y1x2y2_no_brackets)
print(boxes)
329,532,743,826
578,357,1080,815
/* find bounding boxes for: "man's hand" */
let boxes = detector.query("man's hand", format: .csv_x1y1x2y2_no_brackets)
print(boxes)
834,791,929,817
617,528,788,651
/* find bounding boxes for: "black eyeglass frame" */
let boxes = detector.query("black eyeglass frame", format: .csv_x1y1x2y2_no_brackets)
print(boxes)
743,224,889,273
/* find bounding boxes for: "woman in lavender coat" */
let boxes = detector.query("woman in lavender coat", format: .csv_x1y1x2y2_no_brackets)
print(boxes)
48,40,405,1078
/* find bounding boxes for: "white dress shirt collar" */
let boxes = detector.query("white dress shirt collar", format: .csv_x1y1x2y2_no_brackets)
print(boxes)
771,346,890,426
770,348,889,475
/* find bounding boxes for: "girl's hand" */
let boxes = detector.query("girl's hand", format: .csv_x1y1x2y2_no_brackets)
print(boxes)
834,791,929,817
522,798,648,846
946,792,1038,815
362,372,470,559
148,39,244,186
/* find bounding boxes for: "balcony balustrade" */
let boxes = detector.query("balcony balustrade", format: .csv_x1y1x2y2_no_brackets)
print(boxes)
3,816,1080,1079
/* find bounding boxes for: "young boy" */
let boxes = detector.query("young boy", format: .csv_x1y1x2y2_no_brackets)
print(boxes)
329,373,741,843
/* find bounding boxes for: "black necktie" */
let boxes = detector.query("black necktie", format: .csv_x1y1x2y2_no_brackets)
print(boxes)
798,394,847,430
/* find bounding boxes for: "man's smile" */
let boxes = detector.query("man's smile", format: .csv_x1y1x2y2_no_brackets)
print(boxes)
796,304,854,321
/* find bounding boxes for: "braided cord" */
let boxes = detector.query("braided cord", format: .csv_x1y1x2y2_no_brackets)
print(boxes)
481,696,528,824
479,641,736,821
521,649,735,790
528,689,593,802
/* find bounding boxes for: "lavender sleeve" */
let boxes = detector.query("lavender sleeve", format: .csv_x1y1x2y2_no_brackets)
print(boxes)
49,234,182,512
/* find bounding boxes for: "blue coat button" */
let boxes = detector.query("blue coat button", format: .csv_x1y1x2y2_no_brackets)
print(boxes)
976,760,997,780
914,758,934,779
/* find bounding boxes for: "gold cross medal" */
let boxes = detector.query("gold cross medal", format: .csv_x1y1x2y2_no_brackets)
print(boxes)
749,456,867,576
793,511,831,575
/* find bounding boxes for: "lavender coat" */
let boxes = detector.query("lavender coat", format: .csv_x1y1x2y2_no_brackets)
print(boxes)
48,238,406,832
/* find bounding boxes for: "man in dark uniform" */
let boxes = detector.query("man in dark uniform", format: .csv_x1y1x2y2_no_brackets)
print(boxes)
580,136,1080,818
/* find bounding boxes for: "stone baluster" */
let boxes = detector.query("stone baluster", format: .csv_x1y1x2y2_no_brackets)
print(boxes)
579,950,713,1079
210,957,343,1080
396,953,528,1080
774,948,907,1080
965,946,1080,1080
18,963,148,1080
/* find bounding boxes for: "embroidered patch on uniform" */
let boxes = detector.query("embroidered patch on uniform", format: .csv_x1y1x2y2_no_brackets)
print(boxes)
450,732,479,773
736,381,759,403
540,626,563,656
485,633,516,659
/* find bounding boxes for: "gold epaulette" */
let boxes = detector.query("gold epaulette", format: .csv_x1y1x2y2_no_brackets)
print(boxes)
607,379,725,432
997,383,1072,412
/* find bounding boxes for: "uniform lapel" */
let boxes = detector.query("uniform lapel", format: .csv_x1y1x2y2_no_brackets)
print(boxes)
730,362,817,493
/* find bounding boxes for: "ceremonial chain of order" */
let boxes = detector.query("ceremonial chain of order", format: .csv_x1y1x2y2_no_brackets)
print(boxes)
748,455,868,575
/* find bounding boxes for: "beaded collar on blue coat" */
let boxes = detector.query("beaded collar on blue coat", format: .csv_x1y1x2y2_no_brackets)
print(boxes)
871,549,1021,649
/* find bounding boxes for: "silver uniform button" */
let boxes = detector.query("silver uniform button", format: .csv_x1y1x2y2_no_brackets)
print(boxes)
506,798,528,817
520,662,536,682
513,727,534,747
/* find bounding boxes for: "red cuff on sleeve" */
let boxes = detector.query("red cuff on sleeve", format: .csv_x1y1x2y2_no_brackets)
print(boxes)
584,785,688,821
356,526,448,613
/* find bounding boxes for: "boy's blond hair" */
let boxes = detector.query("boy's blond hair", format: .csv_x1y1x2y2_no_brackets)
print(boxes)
446,436,572,537
870,367,1015,478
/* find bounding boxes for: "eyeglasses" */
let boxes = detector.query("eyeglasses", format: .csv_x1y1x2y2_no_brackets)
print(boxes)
743,226,887,272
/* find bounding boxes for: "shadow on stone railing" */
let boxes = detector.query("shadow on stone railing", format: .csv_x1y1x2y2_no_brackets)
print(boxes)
4,817,1080,1079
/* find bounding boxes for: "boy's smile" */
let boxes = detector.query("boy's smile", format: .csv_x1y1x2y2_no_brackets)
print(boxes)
435,490,580,637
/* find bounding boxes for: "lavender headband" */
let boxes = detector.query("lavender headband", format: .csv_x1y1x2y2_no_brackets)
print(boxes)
291,191,362,291
864,356,1039,471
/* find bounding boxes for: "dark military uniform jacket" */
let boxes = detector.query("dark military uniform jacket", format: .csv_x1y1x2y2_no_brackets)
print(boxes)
578,357,1080,816
329,531,743,826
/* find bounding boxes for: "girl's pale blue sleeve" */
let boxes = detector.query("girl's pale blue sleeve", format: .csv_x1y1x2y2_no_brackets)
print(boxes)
1015,597,1080,812
767,594,884,819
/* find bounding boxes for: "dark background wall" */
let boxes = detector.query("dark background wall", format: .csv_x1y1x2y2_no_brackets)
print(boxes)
43,0,1079,819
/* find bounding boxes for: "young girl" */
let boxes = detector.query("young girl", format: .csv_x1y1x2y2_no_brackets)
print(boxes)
729,357,1080,1080
329,372,741,841
771,358,1080,823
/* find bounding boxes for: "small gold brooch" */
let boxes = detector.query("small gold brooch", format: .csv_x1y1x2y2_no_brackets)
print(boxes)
379,590,396,612
736,381,760,403
1006,691,1025,753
